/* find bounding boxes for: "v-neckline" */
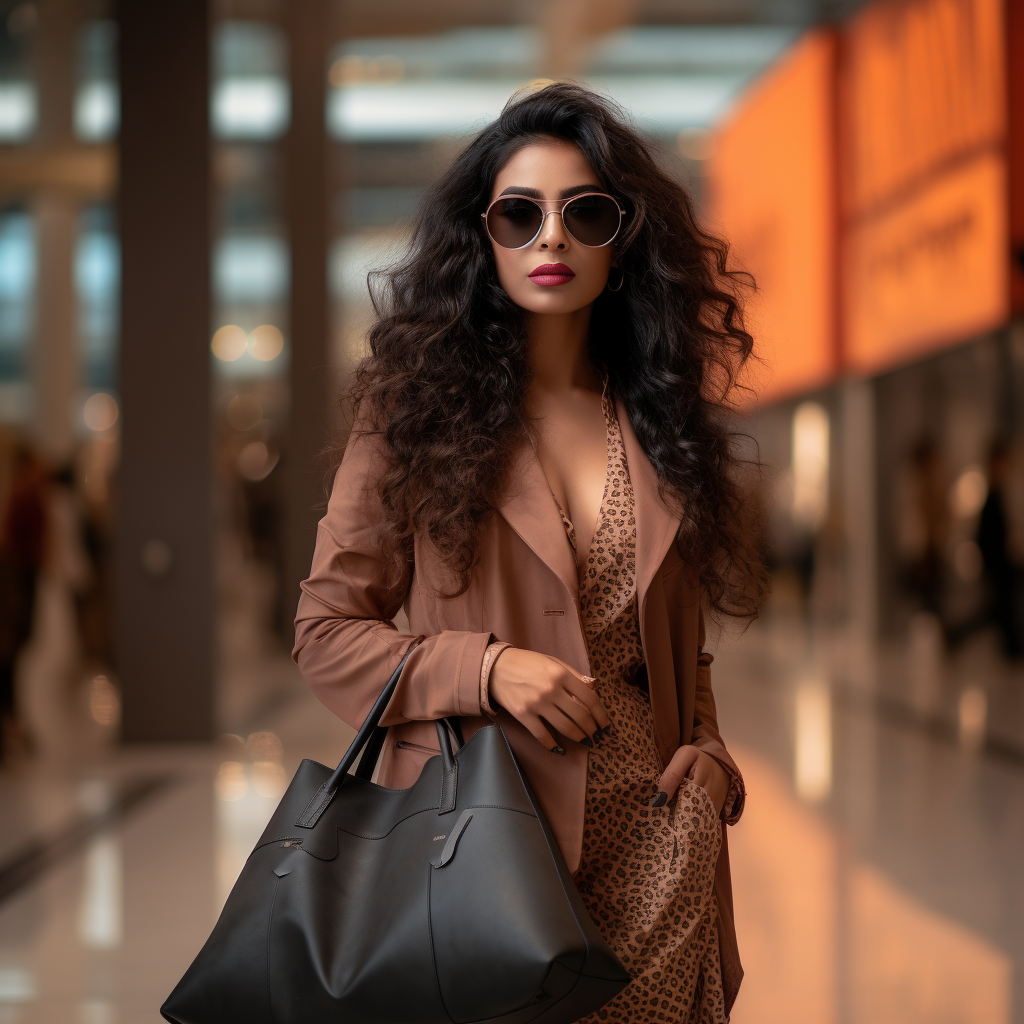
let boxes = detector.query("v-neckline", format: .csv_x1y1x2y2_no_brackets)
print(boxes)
548,388,614,580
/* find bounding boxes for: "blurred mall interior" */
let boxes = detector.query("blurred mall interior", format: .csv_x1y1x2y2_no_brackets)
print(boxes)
0,0,1022,1021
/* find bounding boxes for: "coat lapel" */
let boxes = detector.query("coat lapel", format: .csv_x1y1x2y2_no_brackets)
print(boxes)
496,401,682,610
615,396,681,607
617,395,686,761
497,440,580,601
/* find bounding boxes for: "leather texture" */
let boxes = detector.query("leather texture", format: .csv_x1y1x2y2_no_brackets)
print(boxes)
161,656,630,1024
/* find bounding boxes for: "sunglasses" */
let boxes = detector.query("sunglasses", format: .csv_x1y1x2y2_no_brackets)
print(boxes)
482,192,625,249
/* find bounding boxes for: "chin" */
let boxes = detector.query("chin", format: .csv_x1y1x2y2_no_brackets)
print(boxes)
513,288,601,315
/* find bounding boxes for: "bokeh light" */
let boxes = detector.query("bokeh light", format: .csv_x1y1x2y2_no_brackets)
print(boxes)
247,323,284,361
237,440,278,481
88,675,120,727
251,761,287,798
794,678,832,803
211,324,248,361
958,686,987,752
951,466,987,519
245,731,283,761
790,401,830,531
83,392,118,432
215,762,248,802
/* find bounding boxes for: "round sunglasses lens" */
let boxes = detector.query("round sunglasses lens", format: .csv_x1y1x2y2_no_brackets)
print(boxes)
487,197,543,248
563,194,620,246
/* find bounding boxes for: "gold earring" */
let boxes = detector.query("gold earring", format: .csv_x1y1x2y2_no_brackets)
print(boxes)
607,267,624,292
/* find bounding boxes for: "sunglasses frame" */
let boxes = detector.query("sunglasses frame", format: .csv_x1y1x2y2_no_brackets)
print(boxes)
481,192,626,250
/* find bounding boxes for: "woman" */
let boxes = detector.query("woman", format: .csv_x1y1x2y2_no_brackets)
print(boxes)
294,83,765,1022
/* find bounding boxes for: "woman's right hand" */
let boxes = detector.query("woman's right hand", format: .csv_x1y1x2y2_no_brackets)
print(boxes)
488,648,611,753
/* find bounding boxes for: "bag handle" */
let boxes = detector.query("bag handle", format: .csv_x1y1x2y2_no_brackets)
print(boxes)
295,647,460,828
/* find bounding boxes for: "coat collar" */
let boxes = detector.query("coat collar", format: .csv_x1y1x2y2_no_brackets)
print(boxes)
496,395,681,609
497,440,580,602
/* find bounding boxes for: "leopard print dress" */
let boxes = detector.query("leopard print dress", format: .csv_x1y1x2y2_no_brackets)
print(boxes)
559,390,729,1024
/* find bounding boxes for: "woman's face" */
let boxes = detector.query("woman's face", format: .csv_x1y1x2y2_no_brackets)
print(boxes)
487,140,617,315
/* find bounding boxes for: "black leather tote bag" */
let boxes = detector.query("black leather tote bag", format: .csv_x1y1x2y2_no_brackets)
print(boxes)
161,651,630,1024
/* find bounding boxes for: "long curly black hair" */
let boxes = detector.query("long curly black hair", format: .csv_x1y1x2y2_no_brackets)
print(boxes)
348,82,766,619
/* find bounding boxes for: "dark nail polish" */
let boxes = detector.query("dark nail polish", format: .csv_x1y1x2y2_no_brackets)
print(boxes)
551,746,566,756
649,791,668,808
580,737,593,748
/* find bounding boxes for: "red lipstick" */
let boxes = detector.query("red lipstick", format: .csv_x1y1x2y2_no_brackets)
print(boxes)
529,263,575,286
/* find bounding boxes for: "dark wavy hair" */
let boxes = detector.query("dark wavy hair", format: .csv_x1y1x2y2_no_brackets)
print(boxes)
347,82,766,619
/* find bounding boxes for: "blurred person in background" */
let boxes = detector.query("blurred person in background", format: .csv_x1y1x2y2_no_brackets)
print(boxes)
68,434,119,695
0,439,48,763
240,463,286,639
45,461,101,691
294,84,767,1022
764,470,816,617
901,437,949,627
73,473,115,675
977,438,1023,658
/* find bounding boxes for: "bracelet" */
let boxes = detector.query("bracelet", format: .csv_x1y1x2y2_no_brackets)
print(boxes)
479,641,513,717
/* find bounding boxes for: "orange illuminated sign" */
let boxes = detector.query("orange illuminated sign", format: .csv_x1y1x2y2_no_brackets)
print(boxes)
708,31,838,404
1009,0,1024,314
842,0,1008,373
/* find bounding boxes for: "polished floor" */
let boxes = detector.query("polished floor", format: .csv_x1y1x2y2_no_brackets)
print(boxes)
716,613,1024,1024
1,571,1022,1023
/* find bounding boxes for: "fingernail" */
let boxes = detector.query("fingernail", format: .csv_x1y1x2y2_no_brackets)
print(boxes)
551,746,566,756
649,791,668,807
580,737,593,748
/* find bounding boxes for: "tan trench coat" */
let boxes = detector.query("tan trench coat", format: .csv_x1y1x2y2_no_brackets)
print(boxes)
293,395,746,1010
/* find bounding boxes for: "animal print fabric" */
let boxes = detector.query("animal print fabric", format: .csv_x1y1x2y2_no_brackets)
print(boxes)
559,388,729,1024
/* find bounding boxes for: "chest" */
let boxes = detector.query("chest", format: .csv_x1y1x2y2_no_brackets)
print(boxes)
531,395,608,563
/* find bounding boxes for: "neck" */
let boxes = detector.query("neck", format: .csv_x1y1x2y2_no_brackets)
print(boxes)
526,306,599,393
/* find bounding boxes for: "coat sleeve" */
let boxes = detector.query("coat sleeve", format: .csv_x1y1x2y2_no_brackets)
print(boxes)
292,424,494,731
691,607,746,824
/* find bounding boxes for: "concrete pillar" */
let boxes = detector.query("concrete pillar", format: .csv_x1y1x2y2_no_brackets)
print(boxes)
116,0,214,741
30,0,79,463
35,0,77,143
31,193,78,461
283,0,330,642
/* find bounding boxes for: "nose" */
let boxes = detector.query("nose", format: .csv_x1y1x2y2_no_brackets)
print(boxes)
538,210,569,251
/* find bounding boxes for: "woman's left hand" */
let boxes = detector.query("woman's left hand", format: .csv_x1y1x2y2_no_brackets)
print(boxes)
650,745,729,815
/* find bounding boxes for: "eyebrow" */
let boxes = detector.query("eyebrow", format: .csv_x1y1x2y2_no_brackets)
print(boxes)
497,184,603,199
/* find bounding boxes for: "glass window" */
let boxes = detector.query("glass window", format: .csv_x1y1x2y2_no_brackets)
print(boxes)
211,17,289,521
75,20,118,142
76,203,119,390
212,21,289,141
0,1,38,142
0,206,35,423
